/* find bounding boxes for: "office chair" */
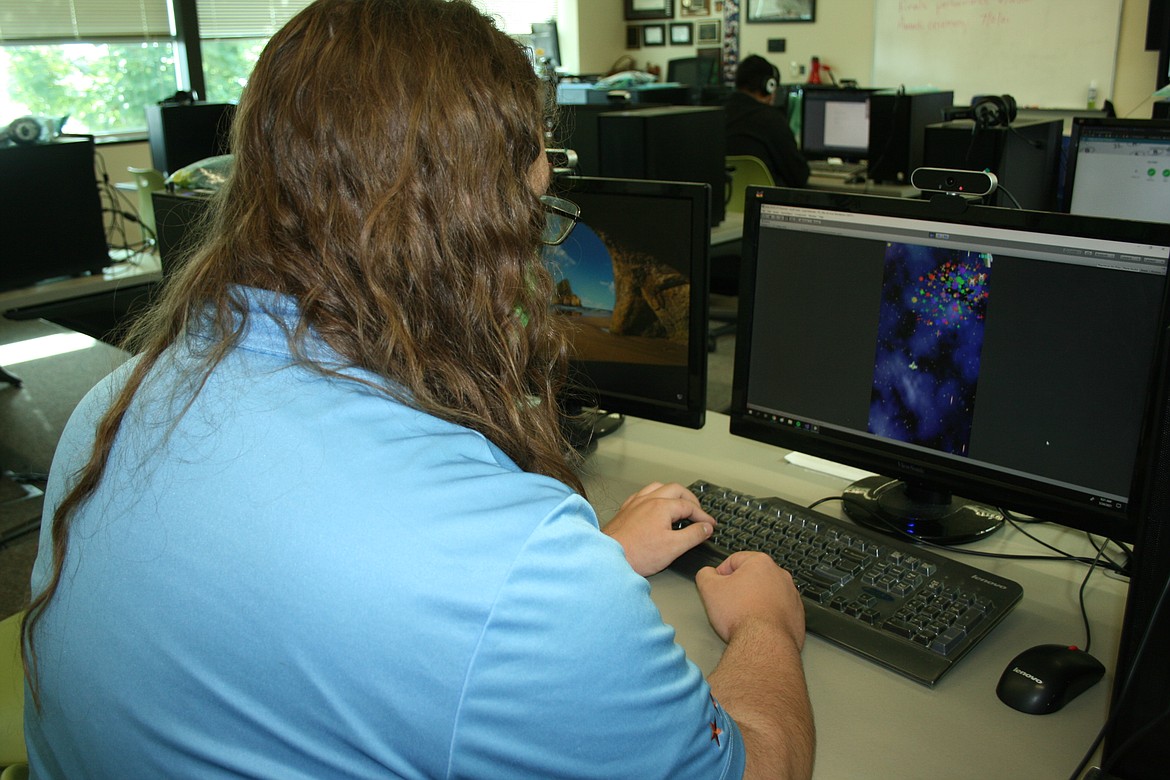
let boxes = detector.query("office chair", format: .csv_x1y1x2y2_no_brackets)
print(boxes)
0,611,28,780
128,166,167,247
709,156,776,350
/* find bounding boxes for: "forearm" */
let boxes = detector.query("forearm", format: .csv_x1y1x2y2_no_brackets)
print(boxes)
708,620,815,780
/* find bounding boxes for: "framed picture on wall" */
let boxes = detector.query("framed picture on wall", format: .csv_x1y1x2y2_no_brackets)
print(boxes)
624,0,674,21
643,24,666,46
746,0,815,23
670,23,693,45
626,25,642,49
680,0,710,16
696,20,721,45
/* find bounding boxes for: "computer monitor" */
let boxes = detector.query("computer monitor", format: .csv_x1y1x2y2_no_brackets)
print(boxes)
729,185,1170,544
1063,117,1170,222
667,56,720,88
544,176,710,436
666,56,727,107
800,88,873,161
0,137,110,292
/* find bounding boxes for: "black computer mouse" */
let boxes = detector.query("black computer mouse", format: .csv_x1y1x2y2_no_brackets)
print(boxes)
996,644,1105,714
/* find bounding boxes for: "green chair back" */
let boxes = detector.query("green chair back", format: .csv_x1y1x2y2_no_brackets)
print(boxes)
725,155,775,214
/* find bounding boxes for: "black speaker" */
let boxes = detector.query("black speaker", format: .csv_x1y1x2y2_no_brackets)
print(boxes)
1102,334,1170,779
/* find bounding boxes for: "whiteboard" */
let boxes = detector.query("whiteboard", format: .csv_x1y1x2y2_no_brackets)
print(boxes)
872,0,1122,109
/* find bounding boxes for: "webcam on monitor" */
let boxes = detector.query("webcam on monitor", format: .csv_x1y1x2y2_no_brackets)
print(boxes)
910,167,998,197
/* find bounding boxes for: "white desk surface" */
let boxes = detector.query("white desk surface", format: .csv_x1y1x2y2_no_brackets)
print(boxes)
0,252,161,312
580,412,1123,780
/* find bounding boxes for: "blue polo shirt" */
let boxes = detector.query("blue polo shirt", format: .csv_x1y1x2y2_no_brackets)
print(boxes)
25,286,744,779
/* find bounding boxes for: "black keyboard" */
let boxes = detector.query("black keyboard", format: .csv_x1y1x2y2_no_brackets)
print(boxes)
671,481,1023,686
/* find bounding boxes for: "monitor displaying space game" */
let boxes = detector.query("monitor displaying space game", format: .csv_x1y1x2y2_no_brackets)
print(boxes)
728,185,1170,543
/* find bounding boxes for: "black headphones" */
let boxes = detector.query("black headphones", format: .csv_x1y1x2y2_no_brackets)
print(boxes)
946,94,1017,129
972,94,1017,128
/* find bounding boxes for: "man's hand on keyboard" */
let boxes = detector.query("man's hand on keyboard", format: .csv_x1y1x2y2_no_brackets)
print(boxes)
603,482,716,577
695,551,807,651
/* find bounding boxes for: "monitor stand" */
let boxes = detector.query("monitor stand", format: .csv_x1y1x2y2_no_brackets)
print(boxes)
841,475,1004,545
560,407,624,454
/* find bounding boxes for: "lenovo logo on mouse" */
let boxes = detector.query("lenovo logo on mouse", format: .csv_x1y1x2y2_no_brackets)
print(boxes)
1012,667,1044,685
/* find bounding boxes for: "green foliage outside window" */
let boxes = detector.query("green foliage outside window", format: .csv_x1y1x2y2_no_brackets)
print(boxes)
201,39,267,104
1,38,266,135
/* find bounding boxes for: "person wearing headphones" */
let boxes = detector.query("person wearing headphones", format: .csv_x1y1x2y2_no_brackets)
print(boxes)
726,55,810,188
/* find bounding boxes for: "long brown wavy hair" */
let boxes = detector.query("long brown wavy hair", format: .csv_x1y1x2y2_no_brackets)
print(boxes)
23,0,582,700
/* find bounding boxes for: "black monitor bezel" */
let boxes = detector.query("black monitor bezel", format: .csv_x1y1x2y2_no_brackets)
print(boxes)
550,175,710,430
799,87,875,161
730,185,1170,542
1062,116,1170,217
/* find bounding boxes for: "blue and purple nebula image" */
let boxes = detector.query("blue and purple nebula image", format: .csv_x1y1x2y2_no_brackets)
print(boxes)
869,242,993,456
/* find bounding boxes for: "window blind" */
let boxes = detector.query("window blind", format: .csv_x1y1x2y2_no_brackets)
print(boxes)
0,0,171,41
195,1,560,39
195,0,314,39
0,1,559,43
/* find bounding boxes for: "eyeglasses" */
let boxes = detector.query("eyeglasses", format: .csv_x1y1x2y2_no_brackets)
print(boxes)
540,195,580,246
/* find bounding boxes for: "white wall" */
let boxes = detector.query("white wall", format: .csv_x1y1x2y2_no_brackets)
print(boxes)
583,0,1160,118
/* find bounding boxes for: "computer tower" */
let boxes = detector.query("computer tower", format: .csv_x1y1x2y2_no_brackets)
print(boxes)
553,102,655,176
144,102,236,176
597,105,726,226
922,118,1062,211
0,137,109,292
867,90,954,184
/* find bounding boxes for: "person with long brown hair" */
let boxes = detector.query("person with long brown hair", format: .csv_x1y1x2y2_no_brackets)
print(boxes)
21,1,813,777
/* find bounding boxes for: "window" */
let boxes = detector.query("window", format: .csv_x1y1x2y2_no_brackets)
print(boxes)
0,0,559,138
472,0,559,35
0,0,176,136
195,0,314,103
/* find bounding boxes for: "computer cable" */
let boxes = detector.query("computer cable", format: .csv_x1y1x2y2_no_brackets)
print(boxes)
994,182,1023,209
94,149,155,256
1076,544,1108,655
1002,512,1131,576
